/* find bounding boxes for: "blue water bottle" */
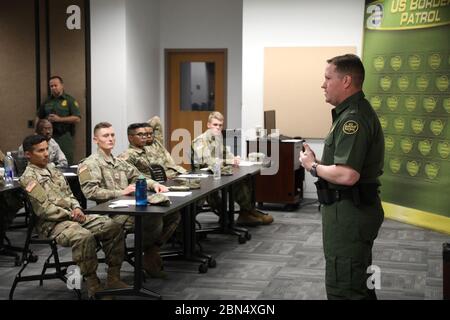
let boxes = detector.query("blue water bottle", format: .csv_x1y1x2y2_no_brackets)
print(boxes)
135,175,147,206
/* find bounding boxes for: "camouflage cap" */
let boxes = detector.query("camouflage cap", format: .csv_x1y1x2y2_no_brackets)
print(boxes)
221,165,233,176
173,178,201,189
168,185,190,192
147,193,171,206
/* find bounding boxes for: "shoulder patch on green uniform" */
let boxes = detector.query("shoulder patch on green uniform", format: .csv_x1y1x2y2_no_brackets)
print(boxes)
61,100,67,107
27,180,46,203
78,165,92,183
342,120,359,135
74,101,79,108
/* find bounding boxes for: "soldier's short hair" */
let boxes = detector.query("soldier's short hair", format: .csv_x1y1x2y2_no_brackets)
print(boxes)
93,122,112,135
23,135,47,152
49,75,64,84
35,118,52,133
141,122,151,128
127,123,146,135
327,54,365,88
208,111,224,123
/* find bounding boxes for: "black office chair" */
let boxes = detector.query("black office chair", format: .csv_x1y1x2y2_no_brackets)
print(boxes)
149,164,167,183
9,191,81,300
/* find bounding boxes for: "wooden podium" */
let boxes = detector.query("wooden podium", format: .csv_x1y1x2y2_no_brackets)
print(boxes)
246,139,304,209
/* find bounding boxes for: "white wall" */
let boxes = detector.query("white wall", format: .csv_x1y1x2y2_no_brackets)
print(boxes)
126,0,160,125
242,0,365,198
90,0,127,154
159,0,243,130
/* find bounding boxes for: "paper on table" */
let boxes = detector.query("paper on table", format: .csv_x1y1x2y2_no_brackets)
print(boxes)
70,165,78,169
238,160,261,166
163,192,192,197
63,172,77,177
177,173,209,178
111,199,136,205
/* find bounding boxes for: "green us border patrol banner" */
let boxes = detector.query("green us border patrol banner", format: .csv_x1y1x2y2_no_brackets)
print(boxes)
362,0,450,218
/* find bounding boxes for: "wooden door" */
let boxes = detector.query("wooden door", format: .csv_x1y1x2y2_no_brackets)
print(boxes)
166,50,226,167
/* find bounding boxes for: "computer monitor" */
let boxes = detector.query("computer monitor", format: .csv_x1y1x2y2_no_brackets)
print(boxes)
264,110,276,135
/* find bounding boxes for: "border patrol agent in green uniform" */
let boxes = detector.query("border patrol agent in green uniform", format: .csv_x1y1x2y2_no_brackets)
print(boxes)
20,135,127,298
300,54,384,300
37,76,81,165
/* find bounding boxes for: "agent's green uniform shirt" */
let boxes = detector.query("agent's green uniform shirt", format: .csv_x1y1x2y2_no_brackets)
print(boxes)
37,93,81,137
320,90,385,300
37,92,81,165
322,91,384,187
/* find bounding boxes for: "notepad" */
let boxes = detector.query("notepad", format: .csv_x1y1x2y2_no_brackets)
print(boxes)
177,173,209,179
238,160,260,166
163,192,192,197
111,200,136,206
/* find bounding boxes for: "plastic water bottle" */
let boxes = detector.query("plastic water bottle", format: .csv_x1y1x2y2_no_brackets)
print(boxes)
135,175,147,206
213,158,221,180
4,152,15,187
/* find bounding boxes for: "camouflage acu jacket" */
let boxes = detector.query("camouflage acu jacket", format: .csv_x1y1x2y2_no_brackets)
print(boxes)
119,143,186,179
19,163,81,236
78,149,158,203
192,130,235,169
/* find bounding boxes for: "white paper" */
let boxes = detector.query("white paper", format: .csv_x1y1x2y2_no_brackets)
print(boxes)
70,165,78,169
238,160,260,166
162,191,192,197
281,139,304,143
111,199,136,205
177,173,209,179
108,204,129,209
63,172,77,177
200,168,210,171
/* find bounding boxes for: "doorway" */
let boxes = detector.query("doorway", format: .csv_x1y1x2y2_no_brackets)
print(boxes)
165,49,227,167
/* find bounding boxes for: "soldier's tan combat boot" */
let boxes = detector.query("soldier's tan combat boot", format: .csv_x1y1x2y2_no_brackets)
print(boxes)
250,209,274,225
105,266,129,289
236,210,262,227
143,245,167,279
85,274,103,299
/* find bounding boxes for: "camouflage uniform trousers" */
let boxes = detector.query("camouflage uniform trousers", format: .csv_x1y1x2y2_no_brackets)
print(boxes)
50,214,125,276
207,177,253,213
111,211,181,250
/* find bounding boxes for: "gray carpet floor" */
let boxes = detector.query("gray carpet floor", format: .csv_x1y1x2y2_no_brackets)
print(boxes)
1,200,448,300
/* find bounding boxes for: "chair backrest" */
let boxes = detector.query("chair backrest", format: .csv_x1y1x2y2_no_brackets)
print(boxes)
149,164,167,183
10,151,28,177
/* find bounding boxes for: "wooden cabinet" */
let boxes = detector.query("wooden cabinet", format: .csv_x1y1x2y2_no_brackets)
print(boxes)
246,139,304,209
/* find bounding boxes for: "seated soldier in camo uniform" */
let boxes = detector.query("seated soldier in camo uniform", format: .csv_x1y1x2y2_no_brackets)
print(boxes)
78,122,180,278
20,135,126,299
192,112,274,227
119,123,186,180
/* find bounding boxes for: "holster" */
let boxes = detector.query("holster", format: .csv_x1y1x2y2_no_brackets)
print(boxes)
314,178,334,205
315,179,378,206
